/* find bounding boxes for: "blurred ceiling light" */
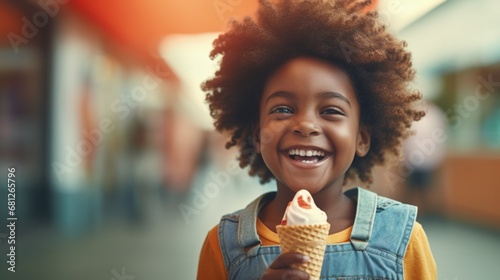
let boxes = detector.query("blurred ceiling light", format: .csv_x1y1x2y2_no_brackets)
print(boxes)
379,0,446,32
159,33,219,130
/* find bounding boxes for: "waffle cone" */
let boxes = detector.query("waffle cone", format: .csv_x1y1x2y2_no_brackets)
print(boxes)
276,223,330,280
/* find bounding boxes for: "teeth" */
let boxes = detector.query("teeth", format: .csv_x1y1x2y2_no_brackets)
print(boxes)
288,149,326,156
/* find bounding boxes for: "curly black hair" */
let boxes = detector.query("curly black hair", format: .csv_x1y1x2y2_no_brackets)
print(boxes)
203,0,424,185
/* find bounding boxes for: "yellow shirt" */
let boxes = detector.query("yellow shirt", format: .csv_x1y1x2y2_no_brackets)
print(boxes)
197,219,436,279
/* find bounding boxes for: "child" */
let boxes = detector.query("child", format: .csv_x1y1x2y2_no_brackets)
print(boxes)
197,0,437,279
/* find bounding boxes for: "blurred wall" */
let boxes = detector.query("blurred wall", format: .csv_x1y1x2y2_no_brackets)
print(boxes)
398,0,500,228
0,0,53,227
48,9,174,235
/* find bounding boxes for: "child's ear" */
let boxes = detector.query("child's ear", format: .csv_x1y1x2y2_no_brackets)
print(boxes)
252,126,261,154
356,124,371,157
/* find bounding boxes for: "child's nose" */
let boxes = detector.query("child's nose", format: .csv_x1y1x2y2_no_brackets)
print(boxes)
291,115,320,137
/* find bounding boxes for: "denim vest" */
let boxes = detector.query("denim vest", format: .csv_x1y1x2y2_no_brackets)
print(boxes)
218,187,417,280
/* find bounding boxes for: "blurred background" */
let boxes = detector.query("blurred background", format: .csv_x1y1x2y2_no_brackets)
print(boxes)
0,0,499,279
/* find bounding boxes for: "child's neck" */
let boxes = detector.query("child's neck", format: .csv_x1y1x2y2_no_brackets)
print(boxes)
258,185,356,235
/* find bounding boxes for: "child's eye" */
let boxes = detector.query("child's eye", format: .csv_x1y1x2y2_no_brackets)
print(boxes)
321,107,344,115
270,106,293,114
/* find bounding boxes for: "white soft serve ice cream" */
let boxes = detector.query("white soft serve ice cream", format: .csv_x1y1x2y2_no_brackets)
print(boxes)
281,189,328,225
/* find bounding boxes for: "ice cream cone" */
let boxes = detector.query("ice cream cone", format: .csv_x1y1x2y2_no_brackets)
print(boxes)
276,223,330,280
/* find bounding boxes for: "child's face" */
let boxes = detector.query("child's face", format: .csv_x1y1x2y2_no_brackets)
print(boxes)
256,56,370,194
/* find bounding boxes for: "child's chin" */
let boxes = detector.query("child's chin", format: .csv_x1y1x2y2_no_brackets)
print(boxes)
285,182,325,195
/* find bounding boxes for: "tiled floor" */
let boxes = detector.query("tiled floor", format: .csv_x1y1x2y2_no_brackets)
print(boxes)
3,164,500,280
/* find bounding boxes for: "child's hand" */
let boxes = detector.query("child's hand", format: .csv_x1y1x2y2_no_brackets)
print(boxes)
261,253,310,280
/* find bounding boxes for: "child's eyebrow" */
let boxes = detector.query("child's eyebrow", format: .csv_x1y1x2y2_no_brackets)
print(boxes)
265,91,295,105
318,91,351,107
265,91,352,107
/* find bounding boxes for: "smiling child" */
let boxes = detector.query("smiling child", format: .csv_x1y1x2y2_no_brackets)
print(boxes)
197,0,437,279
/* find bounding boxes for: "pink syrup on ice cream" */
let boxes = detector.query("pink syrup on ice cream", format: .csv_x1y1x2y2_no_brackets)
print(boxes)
281,189,328,226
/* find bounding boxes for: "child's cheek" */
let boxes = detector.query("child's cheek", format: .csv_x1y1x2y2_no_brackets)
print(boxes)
259,127,277,147
260,122,286,145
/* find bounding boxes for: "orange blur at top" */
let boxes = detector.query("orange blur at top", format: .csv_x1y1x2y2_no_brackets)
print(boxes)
67,0,260,61
67,0,378,75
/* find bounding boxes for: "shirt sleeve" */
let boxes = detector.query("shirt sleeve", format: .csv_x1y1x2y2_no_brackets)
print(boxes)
403,222,437,279
197,225,227,280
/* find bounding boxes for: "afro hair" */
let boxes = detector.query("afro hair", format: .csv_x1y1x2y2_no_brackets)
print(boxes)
203,0,424,185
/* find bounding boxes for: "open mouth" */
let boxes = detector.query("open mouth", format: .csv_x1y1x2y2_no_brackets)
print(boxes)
287,149,327,164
